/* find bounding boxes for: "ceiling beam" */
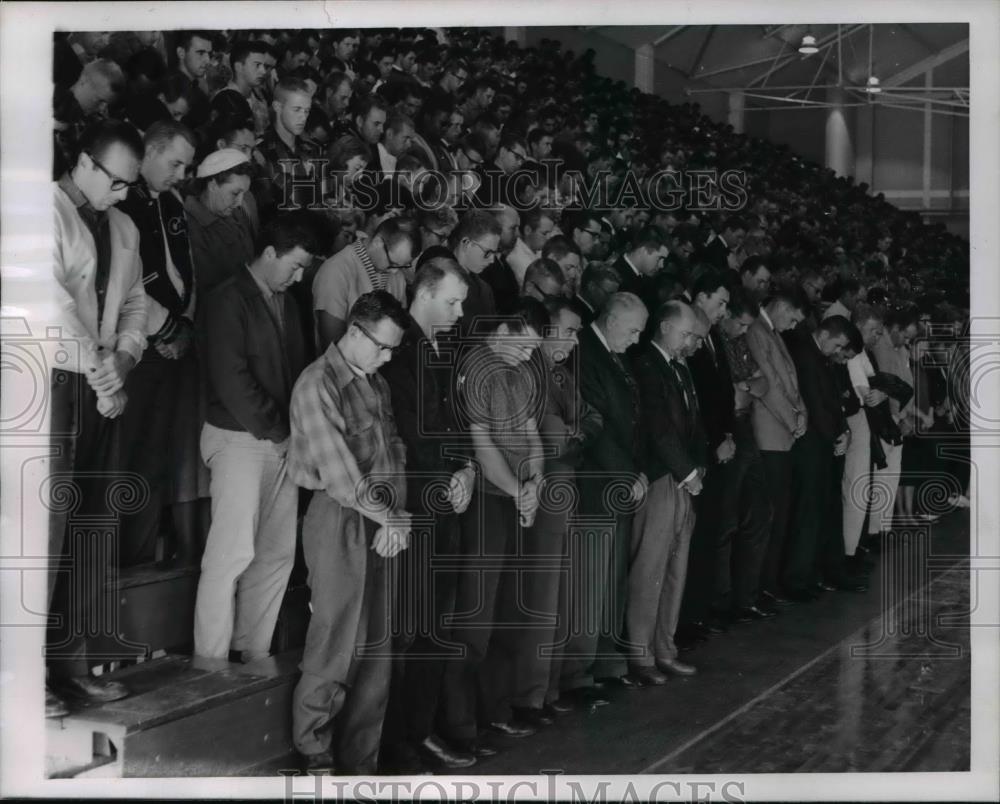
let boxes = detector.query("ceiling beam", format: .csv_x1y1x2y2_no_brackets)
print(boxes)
652,26,687,47
882,38,969,86
897,23,936,53
686,26,716,78
747,24,868,88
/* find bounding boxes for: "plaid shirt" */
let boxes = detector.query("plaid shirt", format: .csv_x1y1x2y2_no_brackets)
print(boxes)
287,342,407,517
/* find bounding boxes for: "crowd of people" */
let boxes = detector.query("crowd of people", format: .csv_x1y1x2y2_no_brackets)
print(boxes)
48,27,971,776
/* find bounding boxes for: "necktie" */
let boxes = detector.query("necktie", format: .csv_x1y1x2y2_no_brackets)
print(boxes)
610,351,640,424
79,205,111,324
673,359,699,418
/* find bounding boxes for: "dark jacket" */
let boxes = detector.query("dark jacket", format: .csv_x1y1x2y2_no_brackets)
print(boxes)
699,235,731,271
634,343,708,484
578,324,639,477
687,327,736,457
201,266,308,442
784,328,848,443
379,316,469,514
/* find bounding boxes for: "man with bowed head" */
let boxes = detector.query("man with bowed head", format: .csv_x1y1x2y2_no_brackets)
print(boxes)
288,291,412,775
561,292,649,705
48,119,147,714
628,301,709,685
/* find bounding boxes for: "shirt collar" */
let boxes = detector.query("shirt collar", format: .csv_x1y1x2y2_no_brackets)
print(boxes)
58,173,91,211
623,254,642,277
759,305,775,332
246,263,274,299
323,340,369,389
651,340,676,364
590,321,614,354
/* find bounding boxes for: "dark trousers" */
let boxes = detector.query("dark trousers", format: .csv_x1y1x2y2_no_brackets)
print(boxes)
440,491,520,740
118,347,180,566
679,468,721,625
46,369,121,680
714,420,772,611
382,512,461,747
783,430,833,592
758,449,793,594
818,454,851,583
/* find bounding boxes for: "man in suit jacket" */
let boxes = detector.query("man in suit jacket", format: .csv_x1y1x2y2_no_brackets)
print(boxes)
571,263,621,327
745,287,810,602
611,226,669,306
699,216,748,272
560,292,649,702
194,212,322,663
784,316,866,594
629,302,708,683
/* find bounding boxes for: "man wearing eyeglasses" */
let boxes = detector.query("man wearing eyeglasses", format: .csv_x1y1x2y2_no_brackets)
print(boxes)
448,210,502,337
565,208,605,261
48,120,147,715
289,291,412,775
312,217,417,352
116,119,197,567
475,132,529,209
432,59,469,106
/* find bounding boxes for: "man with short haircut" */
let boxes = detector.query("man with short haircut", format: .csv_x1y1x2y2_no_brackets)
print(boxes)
460,76,498,126
562,292,649,702
527,128,555,164
542,235,585,301
784,315,866,594
509,298,602,721
256,77,319,222
449,210,502,335
351,94,389,147
572,262,619,325
823,276,862,321
211,40,271,137
565,208,605,261
434,59,468,104
54,60,126,177
378,258,477,772
194,212,322,664
117,120,197,566
442,299,548,751
290,291,412,775
476,132,529,208
320,71,353,135
508,207,557,287
629,302,708,684
68,58,124,119
746,288,810,602
173,31,213,130
48,120,147,713
700,216,748,271
612,226,669,303
740,255,772,303
522,258,566,303
481,205,521,315
312,217,416,350
375,111,415,179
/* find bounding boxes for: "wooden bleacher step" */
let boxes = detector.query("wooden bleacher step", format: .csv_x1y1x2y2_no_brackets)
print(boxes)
46,650,303,777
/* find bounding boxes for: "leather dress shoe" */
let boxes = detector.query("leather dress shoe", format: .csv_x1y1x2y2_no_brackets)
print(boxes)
759,590,795,607
732,605,777,623
46,687,70,719
510,705,554,728
656,657,698,676
560,686,610,708
301,751,336,774
50,675,129,704
596,674,641,689
414,736,476,770
544,699,574,716
627,666,669,686
488,719,536,738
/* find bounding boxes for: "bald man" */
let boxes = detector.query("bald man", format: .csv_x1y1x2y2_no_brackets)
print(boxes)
561,293,649,702
628,301,708,682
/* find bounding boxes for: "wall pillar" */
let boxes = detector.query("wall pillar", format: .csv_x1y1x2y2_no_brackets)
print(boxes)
825,85,855,178
504,27,526,47
727,90,745,133
634,43,654,93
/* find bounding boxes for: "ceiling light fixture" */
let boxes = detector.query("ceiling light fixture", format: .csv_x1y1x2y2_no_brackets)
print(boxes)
865,76,882,94
798,33,819,55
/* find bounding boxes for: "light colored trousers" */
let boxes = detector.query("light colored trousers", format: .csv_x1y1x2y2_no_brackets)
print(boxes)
626,474,695,665
193,423,297,661
842,411,904,555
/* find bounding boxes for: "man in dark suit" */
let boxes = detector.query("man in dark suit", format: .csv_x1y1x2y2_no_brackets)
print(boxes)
699,215,748,272
628,302,708,683
783,315,867,594
560,292,649,703
611,226,669,306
